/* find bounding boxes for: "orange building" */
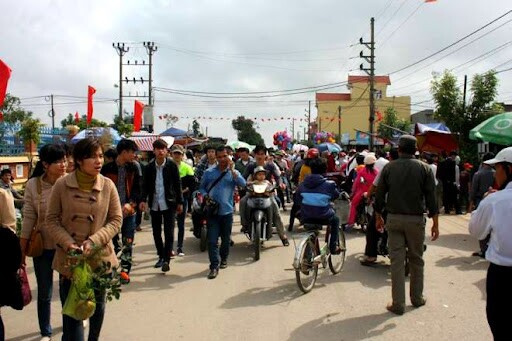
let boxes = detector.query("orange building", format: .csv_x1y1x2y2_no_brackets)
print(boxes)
315,75,410,143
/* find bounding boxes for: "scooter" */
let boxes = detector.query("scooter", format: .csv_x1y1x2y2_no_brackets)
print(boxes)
246,182,274,261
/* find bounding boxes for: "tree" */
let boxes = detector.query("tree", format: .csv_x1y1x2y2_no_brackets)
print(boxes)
0,94,33,141
112,113,133,137
431,70,502,162
192,119,200,137
60,113,109,130
377,107,411,140
231,116,264,145
17,117,44,173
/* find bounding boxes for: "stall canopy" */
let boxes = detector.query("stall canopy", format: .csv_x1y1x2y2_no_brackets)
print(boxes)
414,123,458,153
469,112,512,146
129,132,174,151
160,127,190,137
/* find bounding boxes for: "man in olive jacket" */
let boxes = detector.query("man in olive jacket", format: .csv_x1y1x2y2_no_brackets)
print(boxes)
140,139,183,273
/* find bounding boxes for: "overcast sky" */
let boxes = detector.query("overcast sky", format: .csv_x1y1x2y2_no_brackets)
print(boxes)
2,0,512,145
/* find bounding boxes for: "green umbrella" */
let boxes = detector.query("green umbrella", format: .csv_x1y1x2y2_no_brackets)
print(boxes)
227,140,254,151
469,112,512,146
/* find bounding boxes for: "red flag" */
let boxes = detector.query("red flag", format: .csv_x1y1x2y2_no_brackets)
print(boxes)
87,86,96,125
74,111,80,123
133,100,144,132
425,0,436,2
0,59,12,107
376,111,383,122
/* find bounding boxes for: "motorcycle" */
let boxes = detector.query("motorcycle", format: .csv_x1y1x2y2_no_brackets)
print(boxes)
191,191,208,252
246,182,274,261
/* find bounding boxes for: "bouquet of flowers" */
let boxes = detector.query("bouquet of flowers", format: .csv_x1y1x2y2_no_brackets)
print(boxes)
63,247,122,320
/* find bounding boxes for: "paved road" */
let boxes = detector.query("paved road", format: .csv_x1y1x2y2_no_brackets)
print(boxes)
3,212,492,340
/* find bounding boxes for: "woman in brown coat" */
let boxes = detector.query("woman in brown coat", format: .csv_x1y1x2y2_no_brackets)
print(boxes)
46,138,122,341
20,143,67,341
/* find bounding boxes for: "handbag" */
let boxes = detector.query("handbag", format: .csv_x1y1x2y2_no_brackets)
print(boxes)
201,171,228,218
18,265,32,307
25,177,44,258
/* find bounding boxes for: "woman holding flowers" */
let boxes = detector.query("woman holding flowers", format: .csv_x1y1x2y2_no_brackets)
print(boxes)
47,138,122,341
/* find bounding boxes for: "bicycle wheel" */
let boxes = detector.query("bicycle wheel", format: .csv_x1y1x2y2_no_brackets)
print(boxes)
253,221,261,261
328,227,346,274
295,237,318,293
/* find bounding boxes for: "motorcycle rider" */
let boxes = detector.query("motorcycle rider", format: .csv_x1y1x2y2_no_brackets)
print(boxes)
241,145,289,246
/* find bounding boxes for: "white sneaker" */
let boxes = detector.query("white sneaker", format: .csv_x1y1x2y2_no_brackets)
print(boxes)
177,248,185,257
40,337,51,341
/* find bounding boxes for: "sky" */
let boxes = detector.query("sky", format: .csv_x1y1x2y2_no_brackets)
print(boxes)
2,0,512,146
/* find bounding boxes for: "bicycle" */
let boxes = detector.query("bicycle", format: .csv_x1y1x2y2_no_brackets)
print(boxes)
293,222,347,293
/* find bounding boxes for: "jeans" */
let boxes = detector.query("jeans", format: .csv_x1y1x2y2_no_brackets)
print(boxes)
59,276,106,341
207,213,233,270
303,215,340,253
486,263,512,340
113,215,136,273
176,203,188,250
150,209,175,262
33,249,56,337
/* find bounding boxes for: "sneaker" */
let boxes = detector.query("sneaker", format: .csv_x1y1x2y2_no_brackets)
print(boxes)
220,259,228,269
154,258,164,268
170,250,176,258
120,271,131,284
161,261,170,272
412,297,427,308
177,248,185,257
281,238,290,247
207,268,219,279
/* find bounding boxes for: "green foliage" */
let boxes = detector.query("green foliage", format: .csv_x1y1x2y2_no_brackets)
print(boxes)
60,113,109,130
112,113,133,137
231,116,264,145
377,107,411,140
0,94,34,141
430,70,502,164
17,117,44,147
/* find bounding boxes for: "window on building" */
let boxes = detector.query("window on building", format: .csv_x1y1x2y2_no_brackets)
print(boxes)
16,164,23,178
0,165,9,171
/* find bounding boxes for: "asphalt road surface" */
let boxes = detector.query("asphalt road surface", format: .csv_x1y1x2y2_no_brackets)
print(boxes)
3,212,492,340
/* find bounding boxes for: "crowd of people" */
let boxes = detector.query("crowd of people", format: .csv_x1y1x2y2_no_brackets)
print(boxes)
0,134,510,340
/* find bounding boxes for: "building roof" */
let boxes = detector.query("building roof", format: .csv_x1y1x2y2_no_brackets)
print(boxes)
0,156,30,163
348,75,391,85
316,93,351,102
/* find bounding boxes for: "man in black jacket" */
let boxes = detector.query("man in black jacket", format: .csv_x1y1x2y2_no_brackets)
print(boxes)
101,139,142,283
139,139,183,273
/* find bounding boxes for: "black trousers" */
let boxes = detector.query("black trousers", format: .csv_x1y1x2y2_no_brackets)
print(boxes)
486,262,512,340
442,181,458,213
364,211,388,258
150,209,176,262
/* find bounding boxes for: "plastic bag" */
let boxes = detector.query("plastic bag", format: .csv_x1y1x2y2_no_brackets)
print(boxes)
63,260,96,320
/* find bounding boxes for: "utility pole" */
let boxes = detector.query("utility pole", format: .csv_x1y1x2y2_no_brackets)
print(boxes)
462,74,468,112
291,118,295,140
337,105,342,145
144,41,158,106
113,42,129,119
306,100,311,143
360,17,376,150
46,94,55,131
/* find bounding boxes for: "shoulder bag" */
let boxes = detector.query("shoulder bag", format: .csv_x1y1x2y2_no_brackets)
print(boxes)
25,177,44,257
201,171,228,218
